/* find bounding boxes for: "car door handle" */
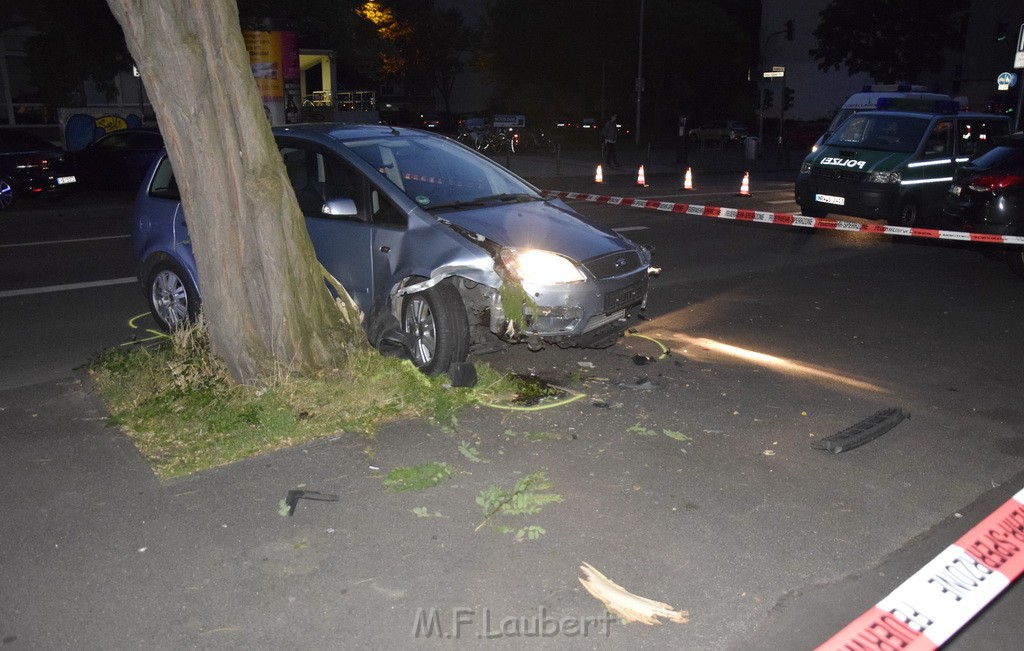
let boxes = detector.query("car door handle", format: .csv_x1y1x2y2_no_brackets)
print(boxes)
379,245,391,253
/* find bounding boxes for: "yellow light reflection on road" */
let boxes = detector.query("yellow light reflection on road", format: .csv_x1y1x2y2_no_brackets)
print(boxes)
660,332,887,394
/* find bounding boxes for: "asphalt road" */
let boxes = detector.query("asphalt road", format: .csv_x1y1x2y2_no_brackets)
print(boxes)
1,166,1022,649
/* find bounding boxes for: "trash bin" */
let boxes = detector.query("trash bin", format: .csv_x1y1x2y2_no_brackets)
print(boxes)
744,136,759,160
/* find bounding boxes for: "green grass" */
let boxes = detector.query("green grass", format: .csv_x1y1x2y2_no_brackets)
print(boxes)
89,322,516,478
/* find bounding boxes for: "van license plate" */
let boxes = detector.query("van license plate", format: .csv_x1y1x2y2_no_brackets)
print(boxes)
815,193,844,206
56,176,76,185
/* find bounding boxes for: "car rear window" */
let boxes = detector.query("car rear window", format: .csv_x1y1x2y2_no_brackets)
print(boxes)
970,142,1024,169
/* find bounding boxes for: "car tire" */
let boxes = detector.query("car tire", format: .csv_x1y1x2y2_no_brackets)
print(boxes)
1007,247,1024,279
147,260,201,331
893,199,919,227
402,282,470,376
0,178,14,210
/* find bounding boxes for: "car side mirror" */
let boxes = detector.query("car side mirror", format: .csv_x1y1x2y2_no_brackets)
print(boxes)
322,198,358,217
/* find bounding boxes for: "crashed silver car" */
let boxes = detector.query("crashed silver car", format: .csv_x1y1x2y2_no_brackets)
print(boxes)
131,123,654,381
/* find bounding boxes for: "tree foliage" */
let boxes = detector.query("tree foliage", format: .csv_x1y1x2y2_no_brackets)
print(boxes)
810,0,971,83
478,0,758,132
5,0,131,106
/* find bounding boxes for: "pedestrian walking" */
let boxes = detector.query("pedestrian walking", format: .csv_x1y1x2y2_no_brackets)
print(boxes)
603,115,620,168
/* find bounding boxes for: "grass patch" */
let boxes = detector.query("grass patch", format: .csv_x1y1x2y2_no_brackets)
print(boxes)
382,462,453,492
89,321,516,479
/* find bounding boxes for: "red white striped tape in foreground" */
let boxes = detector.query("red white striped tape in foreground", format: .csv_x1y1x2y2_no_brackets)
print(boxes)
542,190,1024,246
816,487,1024,650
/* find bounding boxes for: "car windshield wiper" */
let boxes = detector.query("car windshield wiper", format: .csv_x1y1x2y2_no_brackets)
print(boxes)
468,193,541,203
424,193,542,211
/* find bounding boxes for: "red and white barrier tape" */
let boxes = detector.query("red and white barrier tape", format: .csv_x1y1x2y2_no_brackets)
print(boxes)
542,190,1024,246
816,487,1024,650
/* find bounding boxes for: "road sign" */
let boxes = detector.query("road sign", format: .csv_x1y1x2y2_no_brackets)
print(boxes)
1016,23,1024,68
762,71,784,78
998,72,1017,91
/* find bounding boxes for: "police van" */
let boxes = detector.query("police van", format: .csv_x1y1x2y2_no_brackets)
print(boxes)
795,101,1011,226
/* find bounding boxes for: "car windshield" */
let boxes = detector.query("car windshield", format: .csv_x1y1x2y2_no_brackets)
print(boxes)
341,134,542,210
826,114,930,153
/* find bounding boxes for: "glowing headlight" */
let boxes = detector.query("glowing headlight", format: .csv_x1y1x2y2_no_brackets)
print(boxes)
499,248,585,284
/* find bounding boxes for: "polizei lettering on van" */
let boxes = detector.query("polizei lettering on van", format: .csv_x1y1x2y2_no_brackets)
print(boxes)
820,157,866,169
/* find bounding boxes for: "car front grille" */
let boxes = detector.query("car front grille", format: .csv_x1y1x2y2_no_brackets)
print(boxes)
812,167,866,182
603,278,646,313
583,250,644,279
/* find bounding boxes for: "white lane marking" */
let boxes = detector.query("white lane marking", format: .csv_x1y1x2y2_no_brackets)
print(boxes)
0,277,137,298
0,234,131,249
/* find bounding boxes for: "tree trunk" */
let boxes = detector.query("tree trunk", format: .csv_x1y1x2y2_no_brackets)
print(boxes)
106,0,364,383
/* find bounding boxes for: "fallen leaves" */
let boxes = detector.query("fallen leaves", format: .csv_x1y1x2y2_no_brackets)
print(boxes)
578,562,689,625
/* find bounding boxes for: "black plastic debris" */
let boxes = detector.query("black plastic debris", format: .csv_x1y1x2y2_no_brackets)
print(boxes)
284,489,340,516
811,407,910,454
633,354,656,365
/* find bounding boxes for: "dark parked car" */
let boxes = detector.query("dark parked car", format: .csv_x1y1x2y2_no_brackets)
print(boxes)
132,123,654,380
0,129,77,210
72,127,164,191
943,134,1024,278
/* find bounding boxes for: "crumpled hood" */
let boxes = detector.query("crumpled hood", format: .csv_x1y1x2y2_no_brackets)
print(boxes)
438,199,636,262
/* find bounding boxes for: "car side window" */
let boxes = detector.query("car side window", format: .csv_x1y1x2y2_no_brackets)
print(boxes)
958,119,1008,158
148,157,180,200
280,145,365,220
370,187,407,227
923,121,952,158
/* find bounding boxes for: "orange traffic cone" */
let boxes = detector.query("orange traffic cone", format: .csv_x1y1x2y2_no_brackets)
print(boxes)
636,165,649,187
682,167,694,191
594,164,604,183
737,171,751,197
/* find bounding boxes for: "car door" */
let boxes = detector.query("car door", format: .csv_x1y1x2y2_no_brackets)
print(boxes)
911,119,954,217
278,141,375,316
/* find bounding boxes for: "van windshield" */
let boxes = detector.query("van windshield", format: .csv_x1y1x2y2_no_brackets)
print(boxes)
825,114,930,153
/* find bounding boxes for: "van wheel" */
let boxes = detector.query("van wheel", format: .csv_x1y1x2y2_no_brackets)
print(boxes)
147,261,201,331
402,282,470,376
893,199,919,227
1007,247,1024,279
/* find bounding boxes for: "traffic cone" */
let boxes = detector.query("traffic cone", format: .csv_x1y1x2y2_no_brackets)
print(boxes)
682,167,694,191
594,164,604,183
737,171,751,197
636,165,649,187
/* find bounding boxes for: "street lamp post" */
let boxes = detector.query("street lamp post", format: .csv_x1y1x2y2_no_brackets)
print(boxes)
635,0,645,145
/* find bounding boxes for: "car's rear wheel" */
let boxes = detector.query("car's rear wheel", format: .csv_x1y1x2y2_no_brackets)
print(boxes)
0,178,14,210
1007,247,1024,279
402,282,469,376
147,260,200,331
893,199,919,227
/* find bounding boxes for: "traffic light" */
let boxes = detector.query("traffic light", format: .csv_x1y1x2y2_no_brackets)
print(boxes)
784,19,794,41
762,89,774,111
782,87,794,112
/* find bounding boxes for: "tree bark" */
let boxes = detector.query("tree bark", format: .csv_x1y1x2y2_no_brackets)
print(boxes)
106,0,364,383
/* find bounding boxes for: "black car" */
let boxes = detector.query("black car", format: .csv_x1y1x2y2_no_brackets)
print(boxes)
944,134,1024,278
72,127,164,191
0,129,77,210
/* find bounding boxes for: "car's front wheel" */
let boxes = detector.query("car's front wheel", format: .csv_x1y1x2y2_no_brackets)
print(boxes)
893,199,919,227
402,282,469,376
0,178,14,210
147,260,200,331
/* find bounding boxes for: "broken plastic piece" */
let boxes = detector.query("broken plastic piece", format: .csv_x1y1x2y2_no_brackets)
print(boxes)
284,489,340,516
633,354,656,365
811,407,909,453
